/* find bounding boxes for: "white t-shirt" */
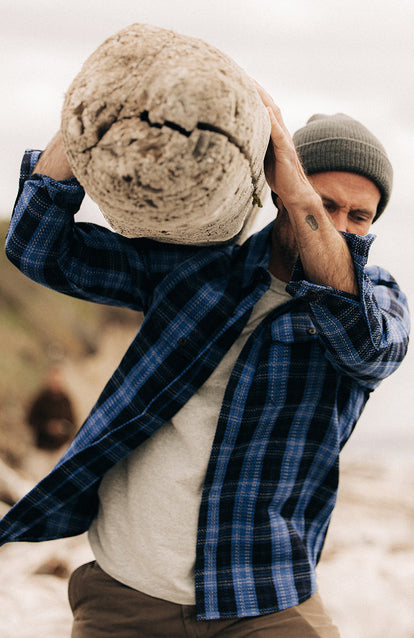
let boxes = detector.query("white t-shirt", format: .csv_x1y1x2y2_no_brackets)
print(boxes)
88,274,291,603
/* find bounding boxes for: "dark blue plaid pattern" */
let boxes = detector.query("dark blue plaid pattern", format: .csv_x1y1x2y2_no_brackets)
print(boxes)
0,151,410,619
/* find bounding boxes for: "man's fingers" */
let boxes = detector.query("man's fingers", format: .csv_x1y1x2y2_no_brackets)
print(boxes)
265,106,297,163
253,80,279,115
252,80,290,139
266,106,284,140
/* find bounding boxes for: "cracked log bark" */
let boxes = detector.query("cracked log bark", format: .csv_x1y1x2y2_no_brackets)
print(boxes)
61,23,270,244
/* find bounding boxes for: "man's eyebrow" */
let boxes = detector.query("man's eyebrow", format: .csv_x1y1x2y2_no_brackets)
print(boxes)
350,208,376,218
320,196,336,205
320,195,375,217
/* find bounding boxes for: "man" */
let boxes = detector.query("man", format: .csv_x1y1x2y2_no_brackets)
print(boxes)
1,86,409,637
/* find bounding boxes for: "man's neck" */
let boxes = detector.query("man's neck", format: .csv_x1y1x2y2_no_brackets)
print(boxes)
268,244,293,283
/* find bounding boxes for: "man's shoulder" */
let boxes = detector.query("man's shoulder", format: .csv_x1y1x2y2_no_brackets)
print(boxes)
365,264,400,288
365,264,409,328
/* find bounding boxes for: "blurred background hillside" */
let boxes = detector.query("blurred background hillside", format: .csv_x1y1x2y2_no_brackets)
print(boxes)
0,219,141,470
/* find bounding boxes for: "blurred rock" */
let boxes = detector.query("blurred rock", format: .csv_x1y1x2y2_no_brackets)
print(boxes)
33,557,71,579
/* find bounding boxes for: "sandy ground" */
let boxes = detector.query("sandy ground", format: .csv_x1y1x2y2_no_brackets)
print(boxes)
317,452,414,638
0,451,412,638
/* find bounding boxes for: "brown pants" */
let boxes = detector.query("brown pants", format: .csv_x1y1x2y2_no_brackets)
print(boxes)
69,561,341,638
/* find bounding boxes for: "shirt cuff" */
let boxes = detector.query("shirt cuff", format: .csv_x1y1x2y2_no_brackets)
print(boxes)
286,232,376,303
19,149,85,213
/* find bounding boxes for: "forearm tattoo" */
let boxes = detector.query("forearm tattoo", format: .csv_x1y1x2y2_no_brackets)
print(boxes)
305,215,319,231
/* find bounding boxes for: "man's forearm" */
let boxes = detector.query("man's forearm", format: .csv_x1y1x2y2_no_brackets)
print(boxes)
286,194,359,295
33,132,74,180
255,82,359,295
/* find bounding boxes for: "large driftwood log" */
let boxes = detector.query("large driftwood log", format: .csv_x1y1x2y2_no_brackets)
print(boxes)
61,23,270,244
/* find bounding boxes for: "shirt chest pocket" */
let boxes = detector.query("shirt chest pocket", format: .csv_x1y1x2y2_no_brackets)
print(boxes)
264,313,321,406
270,313,319,343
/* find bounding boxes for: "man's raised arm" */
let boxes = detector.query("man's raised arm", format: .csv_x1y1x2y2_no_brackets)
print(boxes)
255,83,360,296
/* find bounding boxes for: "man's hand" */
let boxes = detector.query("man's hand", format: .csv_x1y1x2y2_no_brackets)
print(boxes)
253,81,319,212
33,132,74,181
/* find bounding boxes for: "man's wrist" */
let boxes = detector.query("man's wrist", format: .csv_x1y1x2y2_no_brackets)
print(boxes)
283,189,324,226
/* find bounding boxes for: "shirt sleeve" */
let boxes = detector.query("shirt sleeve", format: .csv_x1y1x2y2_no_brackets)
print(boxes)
5,150,198,313
286,232,410,390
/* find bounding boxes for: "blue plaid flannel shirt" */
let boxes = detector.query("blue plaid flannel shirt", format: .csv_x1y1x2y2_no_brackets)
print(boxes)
0,150,410,619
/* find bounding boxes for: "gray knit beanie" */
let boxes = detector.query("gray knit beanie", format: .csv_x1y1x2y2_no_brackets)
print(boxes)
292,113,393,221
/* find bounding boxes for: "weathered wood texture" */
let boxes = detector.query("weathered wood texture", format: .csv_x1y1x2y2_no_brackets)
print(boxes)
61,23,270,244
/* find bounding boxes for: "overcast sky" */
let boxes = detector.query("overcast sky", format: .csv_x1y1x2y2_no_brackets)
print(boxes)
1,0,413,452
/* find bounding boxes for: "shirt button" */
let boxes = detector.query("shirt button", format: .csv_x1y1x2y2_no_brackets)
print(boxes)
307,327,317,335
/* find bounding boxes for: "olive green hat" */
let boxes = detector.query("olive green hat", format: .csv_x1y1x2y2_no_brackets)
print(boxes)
292,113,393,220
